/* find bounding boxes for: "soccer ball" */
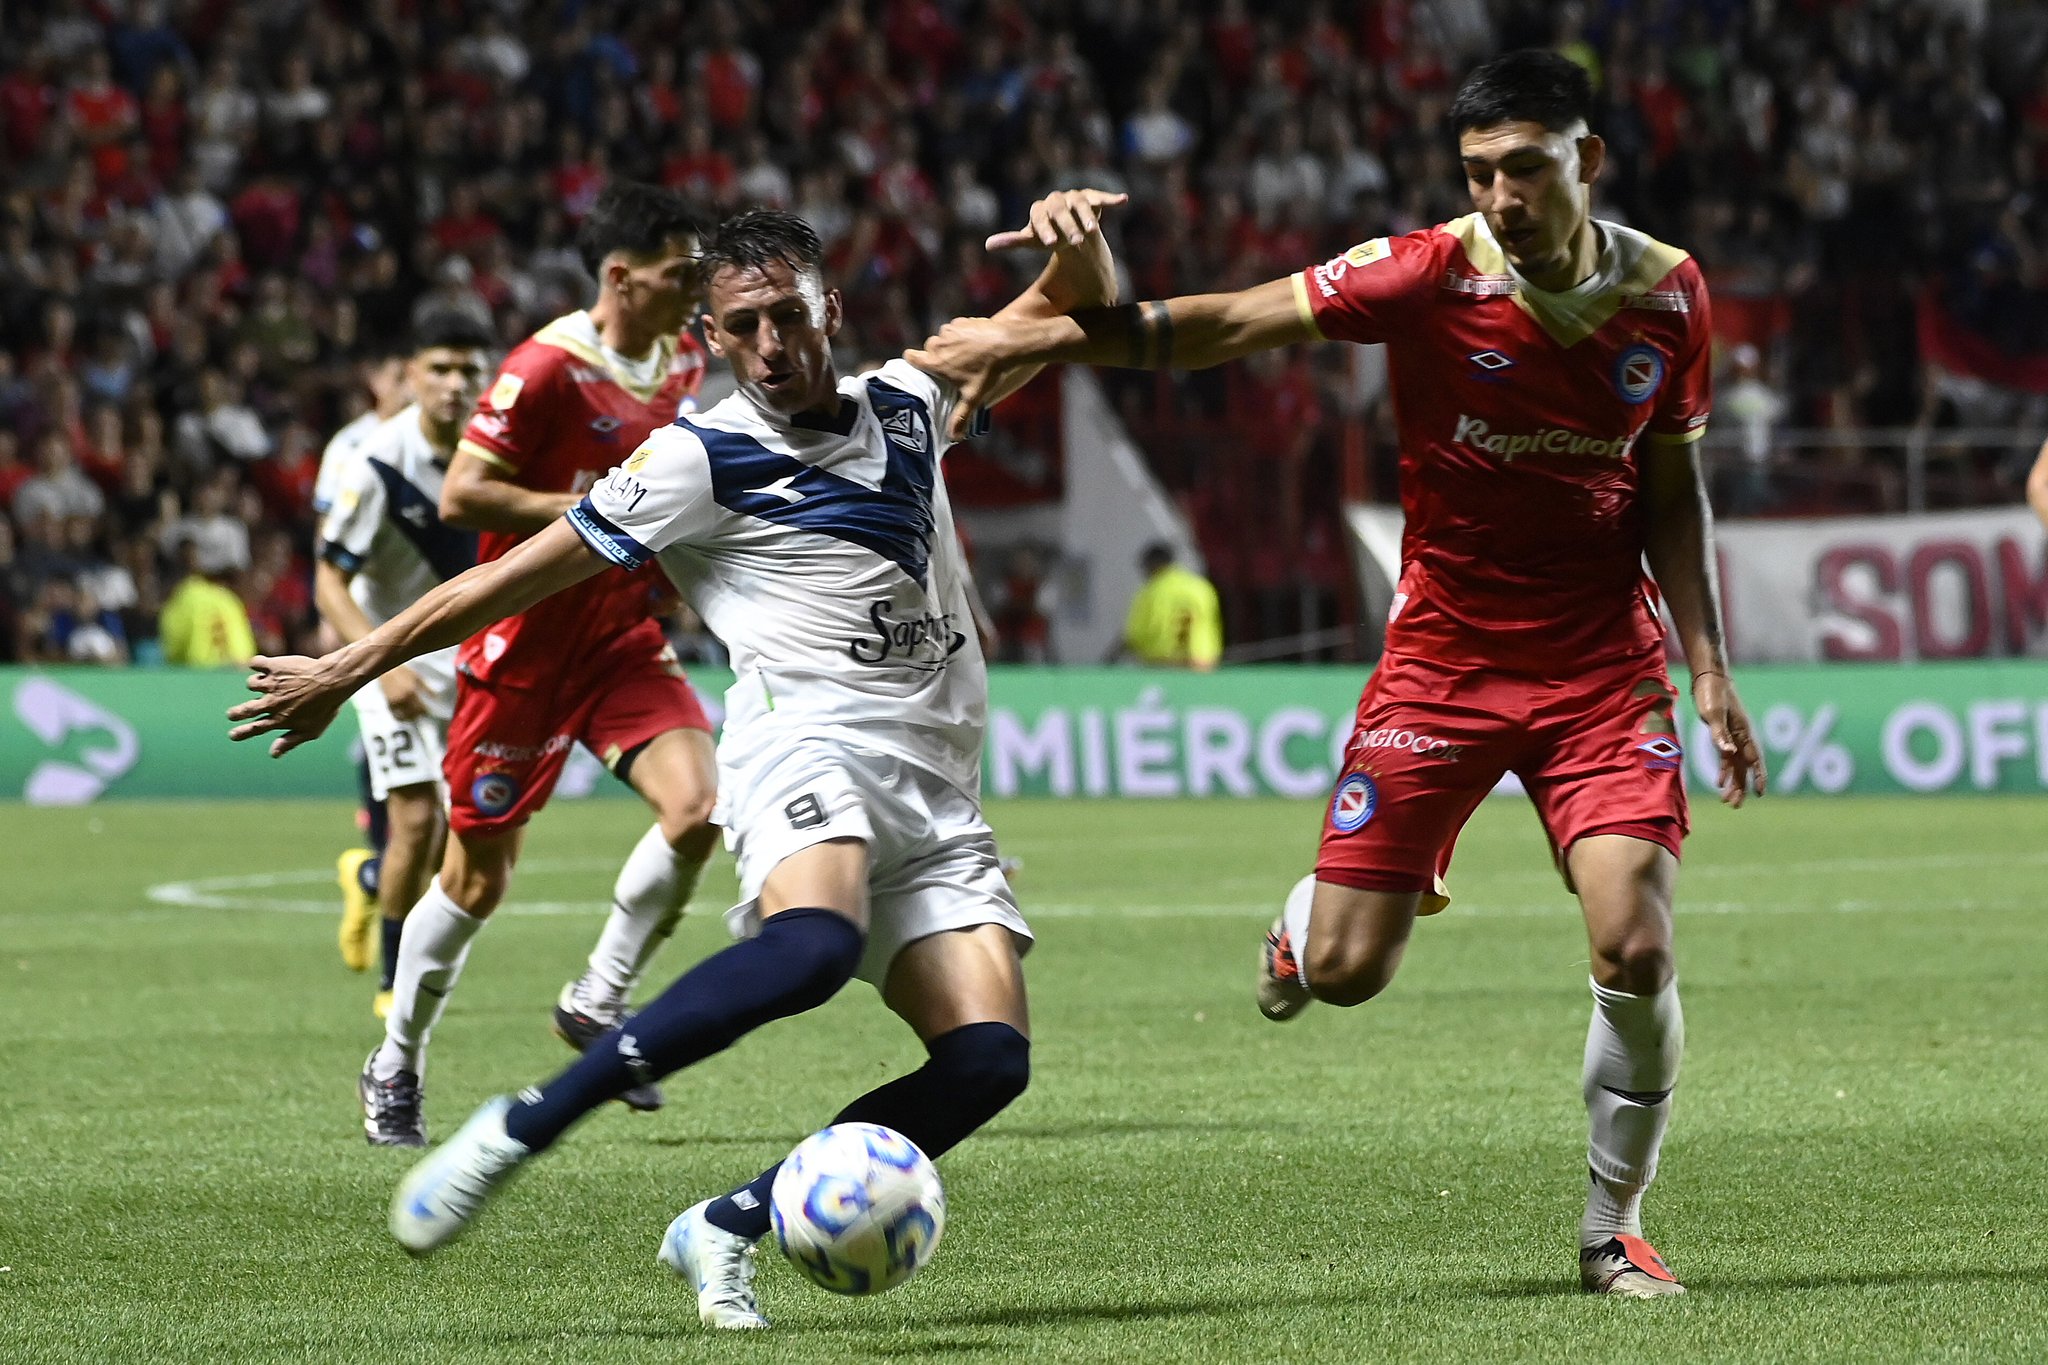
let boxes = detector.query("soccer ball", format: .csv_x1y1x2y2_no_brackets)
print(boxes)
769,1123,945,1295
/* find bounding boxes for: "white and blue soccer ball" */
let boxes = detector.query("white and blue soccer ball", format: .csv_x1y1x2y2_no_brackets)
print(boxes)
769,1122,945,1295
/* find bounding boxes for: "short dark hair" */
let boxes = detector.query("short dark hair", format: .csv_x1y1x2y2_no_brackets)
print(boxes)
575,181,706,276
701,209,825,283
411,308,496,354
358,330,410,366
1448,49,1595,136
1140,541,1175,573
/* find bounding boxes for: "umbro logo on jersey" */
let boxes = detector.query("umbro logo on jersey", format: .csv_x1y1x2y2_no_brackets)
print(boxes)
743,474,805,503
1467,350,1514,371
589,415,623,441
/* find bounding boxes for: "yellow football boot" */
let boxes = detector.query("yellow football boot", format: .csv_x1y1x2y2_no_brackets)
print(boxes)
337,849,377,972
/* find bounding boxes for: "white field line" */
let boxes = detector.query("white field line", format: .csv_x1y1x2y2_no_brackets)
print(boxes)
145,847,2038,921
146,858,622,916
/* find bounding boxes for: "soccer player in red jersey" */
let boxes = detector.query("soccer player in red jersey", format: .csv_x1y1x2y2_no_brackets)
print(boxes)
358,184,719,1143
912,51,1767,1298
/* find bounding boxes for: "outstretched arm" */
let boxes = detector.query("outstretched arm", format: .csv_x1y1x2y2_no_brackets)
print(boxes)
1642,441,1766,807
313,559,428,721
921,188,1129,416
229,520,605,756
911,275,1313,440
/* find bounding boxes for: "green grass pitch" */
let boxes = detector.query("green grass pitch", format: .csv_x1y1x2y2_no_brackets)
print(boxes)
4,794,2045,1362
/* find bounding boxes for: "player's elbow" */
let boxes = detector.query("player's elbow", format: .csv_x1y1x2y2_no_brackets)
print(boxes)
436,485,475,527
438,482,487,528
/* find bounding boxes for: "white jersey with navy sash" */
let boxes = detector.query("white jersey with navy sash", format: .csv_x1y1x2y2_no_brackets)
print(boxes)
318,405,475,708
569,358,990,793
313,408,388,518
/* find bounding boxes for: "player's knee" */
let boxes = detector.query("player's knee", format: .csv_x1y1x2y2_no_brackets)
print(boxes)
441,857,511,919
930,1022,1030,1121
1592,934,1673,995
760,907,866,1012
1303,938,1398,1007
660,798,720,857
384,788,442,842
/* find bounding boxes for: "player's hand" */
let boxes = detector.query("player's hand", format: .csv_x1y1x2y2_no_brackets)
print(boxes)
908,317,1024,442
985,188,1129,253
228,655,351,758
1692,671,1766,807
380,665,427,721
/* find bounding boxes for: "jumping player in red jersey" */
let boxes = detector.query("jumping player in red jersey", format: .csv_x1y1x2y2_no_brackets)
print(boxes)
357,184,719,1145
911,51,1766,1299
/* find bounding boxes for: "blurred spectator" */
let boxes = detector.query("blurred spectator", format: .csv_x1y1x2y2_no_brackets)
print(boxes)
1122,73,1195,166
1119,542,1223,671
32,577,128,663
173,370,271,471
162,467,247,581
1718,343,1789,514
158,538,255,667
14,432,105,526
0,430,30,507
991,543,1057,664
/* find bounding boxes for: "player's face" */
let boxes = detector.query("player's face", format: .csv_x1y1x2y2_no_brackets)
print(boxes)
613,234,705,338
408,346,490,429
366,355,409,403
702,260,845,416
1458,120,1603,283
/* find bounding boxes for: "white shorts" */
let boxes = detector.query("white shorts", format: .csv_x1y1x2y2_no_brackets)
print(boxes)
720,737,1031,985
349,682,449,801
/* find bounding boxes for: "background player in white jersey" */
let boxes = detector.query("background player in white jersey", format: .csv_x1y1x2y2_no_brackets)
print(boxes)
315,339,413,980
228,190,1124,1327
313,342,412,523
313,311,494,1129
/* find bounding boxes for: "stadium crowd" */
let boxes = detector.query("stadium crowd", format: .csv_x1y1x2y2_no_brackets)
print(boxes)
2,0,2045,664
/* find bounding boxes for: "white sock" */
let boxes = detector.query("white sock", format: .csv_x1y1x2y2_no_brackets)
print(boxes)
1580,976,1683,1244
1280,874,1315,974
578,823,701,1013
375,878,486,1080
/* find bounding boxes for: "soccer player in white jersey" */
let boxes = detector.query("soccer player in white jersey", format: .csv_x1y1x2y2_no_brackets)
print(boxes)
229,191,1125,1325
314,340,413,981
313,311,494,1140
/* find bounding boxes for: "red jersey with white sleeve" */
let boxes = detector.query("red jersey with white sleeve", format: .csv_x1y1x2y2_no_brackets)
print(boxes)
453,310,708,682
1293,213,1711,674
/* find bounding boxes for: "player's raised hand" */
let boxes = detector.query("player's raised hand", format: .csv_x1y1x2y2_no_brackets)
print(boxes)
228,655,351,758
986,189,1128,253
908,317,1019,442
1691,671,1767,807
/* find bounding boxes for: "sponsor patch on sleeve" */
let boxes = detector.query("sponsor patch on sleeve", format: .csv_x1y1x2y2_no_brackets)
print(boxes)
1344,238,1391,268
488,373,524,411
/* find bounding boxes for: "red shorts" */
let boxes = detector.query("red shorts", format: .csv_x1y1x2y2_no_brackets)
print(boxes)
1316,650,1688,905
444,620,712,837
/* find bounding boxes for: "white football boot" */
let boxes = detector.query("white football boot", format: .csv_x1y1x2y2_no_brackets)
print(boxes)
1579,1234,1687,1298
658,1199,770,1330
1256,875,1317,1022
388,1096,530,1255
